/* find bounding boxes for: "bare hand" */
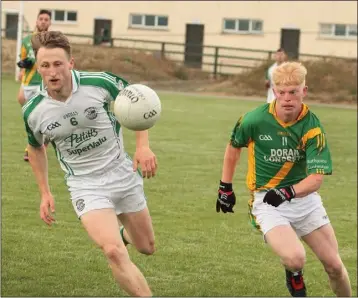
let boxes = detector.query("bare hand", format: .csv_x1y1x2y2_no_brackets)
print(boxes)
40,194,56,226
133,147,157,179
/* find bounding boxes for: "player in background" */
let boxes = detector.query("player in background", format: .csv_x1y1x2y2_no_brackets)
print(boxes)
216,62,352,297
17,9,51,161
265,48,288,103
23,31,157,297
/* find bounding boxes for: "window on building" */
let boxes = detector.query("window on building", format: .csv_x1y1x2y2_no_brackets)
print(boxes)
238,19,250,31
131,15,142,25
224,19,236,30
223,18,263,34
42,9,77,23
54,10,65,22
252,20,263,32
129,14,169,29
145,15,155,26
348,24,357,36
157,16,168,27
67,11,77,22
319,23,357,38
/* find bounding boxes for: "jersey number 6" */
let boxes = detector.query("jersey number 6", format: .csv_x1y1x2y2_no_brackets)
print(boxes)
70,117,78,126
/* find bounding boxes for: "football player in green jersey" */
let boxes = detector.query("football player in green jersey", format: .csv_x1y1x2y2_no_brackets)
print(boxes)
217,62,351,297
17,9,51,161
17,9,51,105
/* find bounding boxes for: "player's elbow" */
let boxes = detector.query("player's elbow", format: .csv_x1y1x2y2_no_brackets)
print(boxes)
310,174,324,190
28,144,45,154
17,90,26,106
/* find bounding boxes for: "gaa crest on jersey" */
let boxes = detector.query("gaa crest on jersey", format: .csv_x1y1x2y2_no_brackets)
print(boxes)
84,107,98,120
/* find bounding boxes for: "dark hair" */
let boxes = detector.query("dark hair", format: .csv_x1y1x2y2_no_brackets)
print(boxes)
38,9,51,19
31,31,71,58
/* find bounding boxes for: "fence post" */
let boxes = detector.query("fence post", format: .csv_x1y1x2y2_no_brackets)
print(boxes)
213,47,219,79
161,42,166,59
268,51,272,60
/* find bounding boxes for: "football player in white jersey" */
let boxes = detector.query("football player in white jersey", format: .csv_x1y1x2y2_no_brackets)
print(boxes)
23,31,156,297
265,48,288,103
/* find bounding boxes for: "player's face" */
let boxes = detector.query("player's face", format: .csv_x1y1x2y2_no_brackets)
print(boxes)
37,47,74,93
275,51,287,63
274,85,308,116
36,14,51,32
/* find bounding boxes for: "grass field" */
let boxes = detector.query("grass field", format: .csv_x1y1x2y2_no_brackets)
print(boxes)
1,76,357,297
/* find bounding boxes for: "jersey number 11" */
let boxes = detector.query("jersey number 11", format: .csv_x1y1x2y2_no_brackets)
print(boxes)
282,137,288,146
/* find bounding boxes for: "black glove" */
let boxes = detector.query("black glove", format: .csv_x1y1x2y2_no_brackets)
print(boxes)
263,186,296,207
17,58,34,69
216,180,236,213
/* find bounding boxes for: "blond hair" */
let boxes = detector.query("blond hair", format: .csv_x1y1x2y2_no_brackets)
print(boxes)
31,31,72,58
272,61,307,87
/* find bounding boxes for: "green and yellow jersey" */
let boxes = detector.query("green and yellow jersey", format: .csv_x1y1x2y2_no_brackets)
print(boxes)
230,100,332,192
20,34,42,86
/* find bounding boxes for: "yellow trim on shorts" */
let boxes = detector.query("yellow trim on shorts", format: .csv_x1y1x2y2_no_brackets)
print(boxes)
248,192,261,232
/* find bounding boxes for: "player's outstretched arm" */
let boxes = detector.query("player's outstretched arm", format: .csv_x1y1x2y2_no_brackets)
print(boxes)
28,144,56,225
132,130,157,179
221,143,242,183
216,144,241,213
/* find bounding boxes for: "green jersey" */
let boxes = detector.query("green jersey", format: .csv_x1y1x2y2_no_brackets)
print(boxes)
230,101,332,191
20,34,42,86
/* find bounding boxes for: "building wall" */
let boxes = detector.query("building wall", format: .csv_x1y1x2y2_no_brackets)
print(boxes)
2,0,357,71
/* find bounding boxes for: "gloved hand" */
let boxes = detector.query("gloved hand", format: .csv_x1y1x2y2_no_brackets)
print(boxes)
216,180,236,213
17,58,34,69
263,186,295,207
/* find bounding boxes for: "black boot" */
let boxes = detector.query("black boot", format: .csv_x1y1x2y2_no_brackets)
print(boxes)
285,269,307,297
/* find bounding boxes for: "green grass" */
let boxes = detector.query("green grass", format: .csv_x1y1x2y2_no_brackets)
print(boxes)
1,76,357,297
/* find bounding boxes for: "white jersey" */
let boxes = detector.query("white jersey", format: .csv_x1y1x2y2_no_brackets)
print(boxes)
266,62,277,103
22,70,128,177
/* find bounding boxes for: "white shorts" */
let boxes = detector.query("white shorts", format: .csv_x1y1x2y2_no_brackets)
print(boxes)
67,156,147,218
248,191,330,238
22,84,40,101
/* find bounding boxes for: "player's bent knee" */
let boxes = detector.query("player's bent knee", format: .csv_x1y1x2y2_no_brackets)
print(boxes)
282,252,306,271
137,240,155,255
324,258,344,278
102,243,130,265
